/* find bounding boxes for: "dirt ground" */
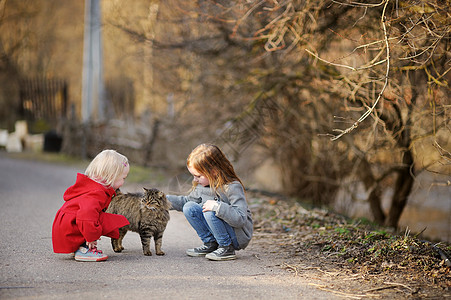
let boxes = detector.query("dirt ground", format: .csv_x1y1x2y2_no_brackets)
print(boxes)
247,191,451,299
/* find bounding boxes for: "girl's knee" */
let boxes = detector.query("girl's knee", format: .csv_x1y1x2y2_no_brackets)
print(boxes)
183,201,201,217
203,211,215,221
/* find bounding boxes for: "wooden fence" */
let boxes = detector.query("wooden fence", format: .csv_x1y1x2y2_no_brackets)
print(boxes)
18,77,68,131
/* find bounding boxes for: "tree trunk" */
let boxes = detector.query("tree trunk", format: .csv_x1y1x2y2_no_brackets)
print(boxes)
381,78,417,229
143,119,160,167
368,185,386,224
386,150,415,228
358,158,386,224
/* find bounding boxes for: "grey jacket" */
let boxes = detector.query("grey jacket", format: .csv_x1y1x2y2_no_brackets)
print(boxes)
167,181,253,249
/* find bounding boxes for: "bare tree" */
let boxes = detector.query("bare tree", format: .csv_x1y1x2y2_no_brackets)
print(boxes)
109,0,449,229
178,0,450,229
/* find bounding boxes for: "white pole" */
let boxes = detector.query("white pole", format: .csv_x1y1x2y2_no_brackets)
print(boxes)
81,0,104,123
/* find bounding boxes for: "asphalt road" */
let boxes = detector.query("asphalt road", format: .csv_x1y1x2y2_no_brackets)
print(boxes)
0,152,337,299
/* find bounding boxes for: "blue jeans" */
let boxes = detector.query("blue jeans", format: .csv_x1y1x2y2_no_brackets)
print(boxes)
183,201,239,249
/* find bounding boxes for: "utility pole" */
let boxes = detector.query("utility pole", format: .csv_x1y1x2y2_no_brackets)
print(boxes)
81,0,104,123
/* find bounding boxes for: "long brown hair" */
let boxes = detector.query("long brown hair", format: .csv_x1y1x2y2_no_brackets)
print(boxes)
187,144,243,192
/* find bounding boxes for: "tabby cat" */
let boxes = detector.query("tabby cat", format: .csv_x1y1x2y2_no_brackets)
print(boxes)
106,188,171,256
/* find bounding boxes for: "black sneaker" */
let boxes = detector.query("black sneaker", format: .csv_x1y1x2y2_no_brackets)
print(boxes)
186,241,218,257
205,244,236,261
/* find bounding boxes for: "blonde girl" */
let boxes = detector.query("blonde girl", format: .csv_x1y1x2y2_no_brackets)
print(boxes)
52,150,130,262
167,144,253,261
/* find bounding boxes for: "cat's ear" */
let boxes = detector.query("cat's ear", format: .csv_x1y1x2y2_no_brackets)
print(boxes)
143,187,149,192
158,191,165,198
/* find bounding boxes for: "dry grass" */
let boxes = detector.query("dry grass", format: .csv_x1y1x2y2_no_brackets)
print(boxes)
248,191,451,299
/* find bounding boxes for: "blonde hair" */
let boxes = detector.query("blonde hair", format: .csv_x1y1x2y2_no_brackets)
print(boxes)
85,149,129,188
187,144,243,192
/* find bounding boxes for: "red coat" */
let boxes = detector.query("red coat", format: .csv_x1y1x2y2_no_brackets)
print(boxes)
52,173,130,253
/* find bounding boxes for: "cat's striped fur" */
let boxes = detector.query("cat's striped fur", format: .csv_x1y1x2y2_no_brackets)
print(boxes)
107,188,171,256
